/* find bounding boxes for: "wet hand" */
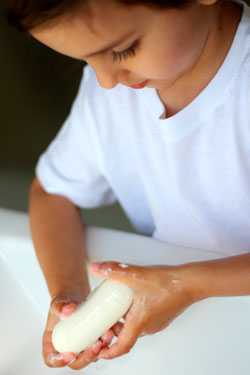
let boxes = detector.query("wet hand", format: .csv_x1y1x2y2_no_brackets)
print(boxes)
90,261,195,360
43,292,122,370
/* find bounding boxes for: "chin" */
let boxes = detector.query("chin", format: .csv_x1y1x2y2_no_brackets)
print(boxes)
144,80,155,88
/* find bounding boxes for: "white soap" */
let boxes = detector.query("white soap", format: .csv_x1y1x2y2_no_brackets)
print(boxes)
52,279,134,354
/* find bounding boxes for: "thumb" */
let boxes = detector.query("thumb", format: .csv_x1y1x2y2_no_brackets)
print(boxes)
90,261,139,288
51,296,81,320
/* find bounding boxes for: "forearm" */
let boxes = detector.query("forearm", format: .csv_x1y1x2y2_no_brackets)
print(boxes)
180,253,250,301
29,177,90,299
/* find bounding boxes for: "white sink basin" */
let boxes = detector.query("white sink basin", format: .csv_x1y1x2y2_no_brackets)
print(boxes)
0,207,250,374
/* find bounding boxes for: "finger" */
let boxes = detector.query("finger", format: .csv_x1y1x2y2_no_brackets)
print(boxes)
59,303,78,319
98,323,124,351
46,353,76,368
43,296,83,368
101,329,115,346
43,330,77,368
68,327,120,370
68,340,103,370
46,308,60,332
91,261,133,274
111,321,124,337
44,303,78,367
90,261,139,287
51,299,78,318
98,321,141,360
45,301,78,333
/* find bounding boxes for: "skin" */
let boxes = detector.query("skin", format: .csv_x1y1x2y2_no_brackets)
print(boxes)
90,254,250,361
89,262,199,361
30,0,242,117
43,292,124,368
28,0,248,370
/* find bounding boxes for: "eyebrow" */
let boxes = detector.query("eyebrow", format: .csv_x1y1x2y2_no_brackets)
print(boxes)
81,30,135,59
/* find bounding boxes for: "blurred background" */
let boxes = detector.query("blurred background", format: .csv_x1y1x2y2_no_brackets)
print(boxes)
0,6,134,233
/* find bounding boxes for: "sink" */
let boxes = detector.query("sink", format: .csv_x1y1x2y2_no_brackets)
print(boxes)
0,207,250,374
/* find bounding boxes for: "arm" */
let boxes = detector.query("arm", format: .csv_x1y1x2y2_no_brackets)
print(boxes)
88,253,250,360
181,252,250,301
29,177,90,300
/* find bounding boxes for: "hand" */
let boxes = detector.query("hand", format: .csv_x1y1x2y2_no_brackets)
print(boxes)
90,261,196,360
43,291,123,371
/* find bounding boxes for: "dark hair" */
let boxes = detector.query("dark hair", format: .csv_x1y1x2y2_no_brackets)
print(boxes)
4,0,190,32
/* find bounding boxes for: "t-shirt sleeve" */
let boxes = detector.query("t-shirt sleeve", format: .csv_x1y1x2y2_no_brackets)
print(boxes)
35,65,117,208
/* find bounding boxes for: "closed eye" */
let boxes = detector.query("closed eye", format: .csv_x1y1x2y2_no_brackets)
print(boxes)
112,40,140,63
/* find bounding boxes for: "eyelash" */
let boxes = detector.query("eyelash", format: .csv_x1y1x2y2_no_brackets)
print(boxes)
112,40,139,63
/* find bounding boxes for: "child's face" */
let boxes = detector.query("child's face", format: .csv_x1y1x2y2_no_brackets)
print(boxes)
31,0,218,90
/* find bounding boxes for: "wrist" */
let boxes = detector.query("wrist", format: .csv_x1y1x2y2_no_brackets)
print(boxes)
174,262,210,302
50,280,91,302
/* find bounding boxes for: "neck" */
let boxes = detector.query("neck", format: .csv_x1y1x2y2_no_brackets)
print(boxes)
157,1,243,119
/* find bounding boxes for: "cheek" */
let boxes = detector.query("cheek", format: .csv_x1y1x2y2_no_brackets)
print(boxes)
171,28,208,71
138,29,207,82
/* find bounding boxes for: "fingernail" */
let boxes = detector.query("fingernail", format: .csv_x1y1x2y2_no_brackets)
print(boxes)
60,304,76,319
62,304,75,313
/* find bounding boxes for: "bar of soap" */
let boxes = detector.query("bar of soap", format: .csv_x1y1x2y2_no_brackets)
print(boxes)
52,279,134,354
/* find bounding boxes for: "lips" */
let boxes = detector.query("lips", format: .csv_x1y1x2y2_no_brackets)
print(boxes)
129,80,148,89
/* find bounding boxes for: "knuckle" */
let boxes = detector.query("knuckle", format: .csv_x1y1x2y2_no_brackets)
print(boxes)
68,361,80,370
68,353,97,370
45,353,66,368
45,359,56,368
68,362,88,371
68,365,81,370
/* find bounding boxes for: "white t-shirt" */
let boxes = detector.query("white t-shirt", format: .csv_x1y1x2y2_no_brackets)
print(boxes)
36,1,250,256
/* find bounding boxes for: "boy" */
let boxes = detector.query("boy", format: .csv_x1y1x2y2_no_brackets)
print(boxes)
6,0,250,371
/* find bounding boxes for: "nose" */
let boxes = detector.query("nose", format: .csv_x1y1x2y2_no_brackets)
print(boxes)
97,77,117,89
95,69,119,89
91,63,130,89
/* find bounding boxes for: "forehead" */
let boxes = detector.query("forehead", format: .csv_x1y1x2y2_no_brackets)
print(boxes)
30,0,152,58
82,0,147,36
